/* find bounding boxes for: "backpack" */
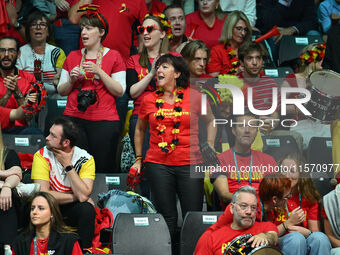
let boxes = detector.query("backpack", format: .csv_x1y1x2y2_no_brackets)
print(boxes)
97,189,156,221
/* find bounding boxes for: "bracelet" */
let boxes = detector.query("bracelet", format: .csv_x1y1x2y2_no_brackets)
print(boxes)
282,222,288,232
135,157,143,162
2,183,11,189
135,155,142,158
307,230,312,238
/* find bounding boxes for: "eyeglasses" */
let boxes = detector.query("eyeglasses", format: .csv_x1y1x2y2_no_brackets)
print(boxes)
31,22,48,29
0,48,16,55
137,25,159,34
234,26,249,33
235,203,258,212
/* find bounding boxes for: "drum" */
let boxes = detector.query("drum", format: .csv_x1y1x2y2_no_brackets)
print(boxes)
224,234,282,255
305,70,340,122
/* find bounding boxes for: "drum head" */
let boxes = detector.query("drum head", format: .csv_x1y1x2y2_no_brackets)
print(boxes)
249,246,283,255
309,70,340,97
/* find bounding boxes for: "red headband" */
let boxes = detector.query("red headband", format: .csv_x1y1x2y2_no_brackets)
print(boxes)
77,4,107,30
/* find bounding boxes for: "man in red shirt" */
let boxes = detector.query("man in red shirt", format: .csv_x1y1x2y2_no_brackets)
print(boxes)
212,113,277,207
195,185,278,255
0,36,37,133
237,42,281,134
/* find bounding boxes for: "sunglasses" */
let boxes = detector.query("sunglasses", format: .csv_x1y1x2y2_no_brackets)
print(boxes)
137,25,159,34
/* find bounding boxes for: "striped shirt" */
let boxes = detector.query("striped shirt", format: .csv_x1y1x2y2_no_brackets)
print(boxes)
238,73,281,111
17,43,66,95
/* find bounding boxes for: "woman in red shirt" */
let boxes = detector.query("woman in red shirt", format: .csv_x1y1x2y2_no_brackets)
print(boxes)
127,13,172,154
57,5,126,173
12,192,82,255
207,11,252,77
184,0,226,49
131,54,215,249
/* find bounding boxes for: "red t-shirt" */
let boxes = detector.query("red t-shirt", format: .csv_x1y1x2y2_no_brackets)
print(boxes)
0,70,35,127
237,73,281,111
149,0,166,14
206,43,240,74
0,107,11,129
139,87,202,165
185,11,226,49
11,238,82,255
126,54,156,116
269,193,319,229
62,48,125,121
213,149,277,194
195,221,278,255
81,0,147,61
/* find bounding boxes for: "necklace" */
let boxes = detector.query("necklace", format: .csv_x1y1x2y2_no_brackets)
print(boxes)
31,45,46,82
79,45,104,83
155,87,183,153
224,41,240,74
232,148,253,185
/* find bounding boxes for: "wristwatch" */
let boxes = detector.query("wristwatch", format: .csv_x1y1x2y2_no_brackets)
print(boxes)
64,165,74,172
13,21,22,31
14,90,23,99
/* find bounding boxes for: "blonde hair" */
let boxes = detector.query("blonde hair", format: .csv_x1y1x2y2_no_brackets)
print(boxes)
139,15,170,68
219,11,252,44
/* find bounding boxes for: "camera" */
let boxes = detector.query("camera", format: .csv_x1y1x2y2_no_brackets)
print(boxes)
77,89,97,112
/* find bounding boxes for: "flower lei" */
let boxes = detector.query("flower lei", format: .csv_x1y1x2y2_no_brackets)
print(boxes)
79,45,104,85
155,87,183,153
300,43,326,66
224,41,240,74
145,13,173,39
217,75,246,103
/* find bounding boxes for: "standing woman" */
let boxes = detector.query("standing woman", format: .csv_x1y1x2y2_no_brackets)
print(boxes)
207,11,252,77
11,192,82,255
184,0,226,49
276,153,331,255
127,13,173,153
131,54,216,246
58,5,126,173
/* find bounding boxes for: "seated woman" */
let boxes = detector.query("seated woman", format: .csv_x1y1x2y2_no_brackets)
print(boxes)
0,128,22,255
207,11,252,77
277,152,331,255
11,192,82,255
281,43,331,150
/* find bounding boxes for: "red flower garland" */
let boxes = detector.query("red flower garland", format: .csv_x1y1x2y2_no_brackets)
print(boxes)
224,41,241,74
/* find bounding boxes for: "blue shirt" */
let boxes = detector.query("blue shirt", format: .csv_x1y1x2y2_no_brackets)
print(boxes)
318,0,340,33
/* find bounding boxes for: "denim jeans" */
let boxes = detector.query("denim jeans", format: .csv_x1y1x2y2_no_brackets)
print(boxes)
279,232,331,255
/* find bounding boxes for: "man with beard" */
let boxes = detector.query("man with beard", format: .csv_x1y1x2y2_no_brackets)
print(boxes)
31,117,96,250
195,185,278,255
211,113,277,207
237,42,281,135
0,36,36,133
164,4,188,52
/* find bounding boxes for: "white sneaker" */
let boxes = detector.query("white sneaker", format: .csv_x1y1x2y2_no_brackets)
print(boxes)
16,183,40,198
4,245,12,255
